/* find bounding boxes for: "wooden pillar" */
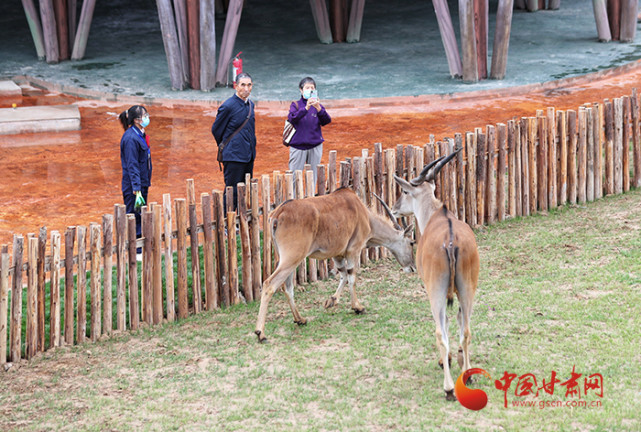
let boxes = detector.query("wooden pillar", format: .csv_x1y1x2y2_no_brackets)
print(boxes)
459,0,479,82
53,0,69,60
186,0,201,89
26,237,38,359
346,0,366,43
631,89,641,188
330,0,348,42
433,0,463,78
21,0,46,59
607,0,621,41
201,193,217,310
89,225,101,342
157,0,187,90
37,228,46,351
77,226,88,341
102,214,113,335
174,0,191,85
175,199,189,317
163,194,176,321
473,0,488,79
71,0,96,60
310,0,333,44
200,0,217,90
0,247,9,365
215,0,244,85
592,0,612,41
490,0,514,80
67,0,77,49
620,0,638,42
64,226,75,344
115,205,127,332
39,0,60,63
126,217,139,331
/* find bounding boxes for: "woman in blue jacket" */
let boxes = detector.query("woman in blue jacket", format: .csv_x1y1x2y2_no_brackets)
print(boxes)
119,105,152,254
287,77,331,188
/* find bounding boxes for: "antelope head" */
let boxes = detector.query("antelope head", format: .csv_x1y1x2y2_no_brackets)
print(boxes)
392,147,461,231
373,193,416,273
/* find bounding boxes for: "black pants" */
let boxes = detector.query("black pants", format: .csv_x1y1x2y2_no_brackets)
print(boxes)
223,160,254,211
123,187,148,252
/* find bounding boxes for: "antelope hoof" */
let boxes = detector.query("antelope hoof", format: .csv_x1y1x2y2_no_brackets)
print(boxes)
324,296,338,309
445,390,457,401
438,353,453,369
255,330,268,344
295,318,308,326
353,306,365,315
457,348,464,369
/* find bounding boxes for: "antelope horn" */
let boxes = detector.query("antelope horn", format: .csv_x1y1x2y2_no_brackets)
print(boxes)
373,193,402,231
409,156,445,186
425,147,463,183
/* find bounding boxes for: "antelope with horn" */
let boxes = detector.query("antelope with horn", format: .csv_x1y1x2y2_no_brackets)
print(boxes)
255,187,415,343
392,147,479,401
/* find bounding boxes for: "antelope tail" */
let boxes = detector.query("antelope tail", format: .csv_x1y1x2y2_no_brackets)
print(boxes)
444,210,458,308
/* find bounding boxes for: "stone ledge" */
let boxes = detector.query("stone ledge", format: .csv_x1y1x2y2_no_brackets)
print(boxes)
0,104,81,135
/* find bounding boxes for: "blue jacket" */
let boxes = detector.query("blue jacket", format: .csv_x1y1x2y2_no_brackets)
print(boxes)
287,97,331,150
211,95,256,163
120,125,152,192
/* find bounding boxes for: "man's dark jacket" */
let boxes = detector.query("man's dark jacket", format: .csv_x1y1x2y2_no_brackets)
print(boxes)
211,94,256,163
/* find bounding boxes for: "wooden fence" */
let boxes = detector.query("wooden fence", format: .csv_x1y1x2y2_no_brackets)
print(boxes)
2,89,641,365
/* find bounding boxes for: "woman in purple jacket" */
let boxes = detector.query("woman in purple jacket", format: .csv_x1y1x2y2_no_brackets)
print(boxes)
287,77,331,187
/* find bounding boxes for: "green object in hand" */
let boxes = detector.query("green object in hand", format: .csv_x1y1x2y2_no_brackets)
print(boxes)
134,191,145,210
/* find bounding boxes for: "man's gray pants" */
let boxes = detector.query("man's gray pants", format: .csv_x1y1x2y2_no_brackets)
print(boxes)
289,144,323,189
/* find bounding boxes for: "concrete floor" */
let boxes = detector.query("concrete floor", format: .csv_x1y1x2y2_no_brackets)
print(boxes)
0,0,640,103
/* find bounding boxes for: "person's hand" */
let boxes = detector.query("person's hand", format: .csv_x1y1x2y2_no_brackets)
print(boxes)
306,98,314,110
311,98,321,110
134,191,145,211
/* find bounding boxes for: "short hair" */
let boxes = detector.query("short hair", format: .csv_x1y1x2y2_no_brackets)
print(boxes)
299,76,316,89
235,72,252,84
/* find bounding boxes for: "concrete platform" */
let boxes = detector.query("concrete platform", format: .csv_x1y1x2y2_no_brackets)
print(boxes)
0,104,80,135
0,80,21,97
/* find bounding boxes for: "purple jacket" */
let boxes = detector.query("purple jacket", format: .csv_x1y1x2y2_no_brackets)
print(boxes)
287,97,331,150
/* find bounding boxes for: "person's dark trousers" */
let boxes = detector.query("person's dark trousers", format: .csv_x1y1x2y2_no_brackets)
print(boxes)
223,160,254,211
123,187,149,253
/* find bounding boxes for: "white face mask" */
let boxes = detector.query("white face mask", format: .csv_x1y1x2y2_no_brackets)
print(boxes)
303,89,312,99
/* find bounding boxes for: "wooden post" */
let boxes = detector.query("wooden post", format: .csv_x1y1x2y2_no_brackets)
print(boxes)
102,214,113,335
330,0,348,42
187,195,202,313
163,194,176,321
295,171,307,286
21,0,46,59
77,226,88,341
215,0,244,85
547,107,557,209
50,231,62,347
250,180,262,300
71,0,96,60
586,107,596,202
459,0,479,82
262,175,273,282
67,0,77,50
464,133,477,226
186,0,201,89
309,0,333,44
622,96,631,192
476,130,486,225
568,110,578,204
607,0,621,40
487,125,497,224
213,191,229,307
237,184,253,303
528,117,538,214
346,0,366,43
537,115,548,211
126,216,139,330
142,209,152,325
200,0,217,90
592,0,612,41
64,226,76,344
115,205,127,332
227,212,239,305
592,104,604,199
631,89,641,188
620,0,638,42
578,108,588,204
433,0,463,77
26,237,38,359
557,111,568,205
605,101,615,195
507,121,517,217
306,170,319,281
328,150,338,192
10,236,23,361
473,0,488,79
157,0,186,90
53,0,69,59
201,193,217,310
526,0,538,11
89,225,101,342
316,165,330,278
454,134,465,222
519,118,529,216
497,123,507,221
37,227,46,352
174,0,190,85
490,0,514,80
152,205,163,324
175,199,189,318
0,247,9,364
39,0,60,63
614,98,624,194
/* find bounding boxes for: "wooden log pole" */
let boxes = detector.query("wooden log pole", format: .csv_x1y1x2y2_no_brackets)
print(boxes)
215,0,244,85
174,0,190,85
631,89,641,188
50,231,62,347
433,0,463,77
0,247,9,364
620,0,638,42
39,0,60,63
126,216,139,330
547,107,557,209
487,125,497,224
490,0,514,80
528,117,538,214
309,0,333,44
237,184,253,303
622,96,631,192
455,134,465,222
213,191,229,307
10,236,24,361
187,180,202,314
175,199,189,318
163,194,176,321
71,0,97,60
346,0,366,43
465,132,477,226
227,212,239,305
89,225,101,342
250,181,262,300
593,103,604,200
186,0,201,89
294,171,307,286
607,0,622,40
497,123,507,221
604,101,615,195
64,226,76,344
37,227,46,351
557,110,568,204
115,205,127,332
306,170,319,281
201,193,217,310
261,175,273,283
459,0,479,82
21,0,46,59
157,0,186,90
614,98,624,194
142,209,153,325
102,214,113,335
519,118,528,216
152,204,163,324
26,237,38,359
506,120,517,217
53,0,69,60
200,0,216,90
586,107,596,202
77,226,88,341
578,108,588,204
592,0,612,42
537,115,548,211
476,131,486,225
568,110,578,204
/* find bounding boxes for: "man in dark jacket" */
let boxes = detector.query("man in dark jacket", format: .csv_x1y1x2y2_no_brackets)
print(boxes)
211,72,256,210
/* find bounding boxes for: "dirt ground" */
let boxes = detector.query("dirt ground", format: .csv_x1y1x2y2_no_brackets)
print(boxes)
1,63,641,246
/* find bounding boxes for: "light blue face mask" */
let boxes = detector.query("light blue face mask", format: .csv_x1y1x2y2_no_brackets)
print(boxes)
140,115,150,128
303,89,312,99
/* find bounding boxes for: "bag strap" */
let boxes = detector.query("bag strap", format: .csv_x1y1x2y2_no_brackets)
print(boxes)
218,100,253,170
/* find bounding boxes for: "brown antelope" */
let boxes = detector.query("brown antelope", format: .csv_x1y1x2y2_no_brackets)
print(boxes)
255,187,415,343
392,149,479,401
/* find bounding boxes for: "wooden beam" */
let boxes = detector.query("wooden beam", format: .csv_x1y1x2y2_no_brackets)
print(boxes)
433,0,462,78
548,0,561,9
490,0,514,79
459,0,478,82
39,0,60,63
186,0,201,89
607,0,621,40
71,0,97,60
592,0,612,41
474,0,488,79
330,0,348,42
215,0,244,86
526,0,538,11
346,0,365,43
21,0,45,59
200,0,217,90
310,0,333,44
156,0,186,90
174,0,191,86
53,0,69,60
619,0,638,42
67,0,77,48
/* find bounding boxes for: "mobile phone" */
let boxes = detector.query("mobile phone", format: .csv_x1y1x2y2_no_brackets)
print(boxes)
310,90,318,99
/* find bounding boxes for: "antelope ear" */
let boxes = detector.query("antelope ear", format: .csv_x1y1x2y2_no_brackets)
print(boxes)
403,224,414,237
393,174,413,192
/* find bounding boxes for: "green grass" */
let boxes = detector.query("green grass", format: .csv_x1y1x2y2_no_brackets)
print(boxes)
2,190,641,431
